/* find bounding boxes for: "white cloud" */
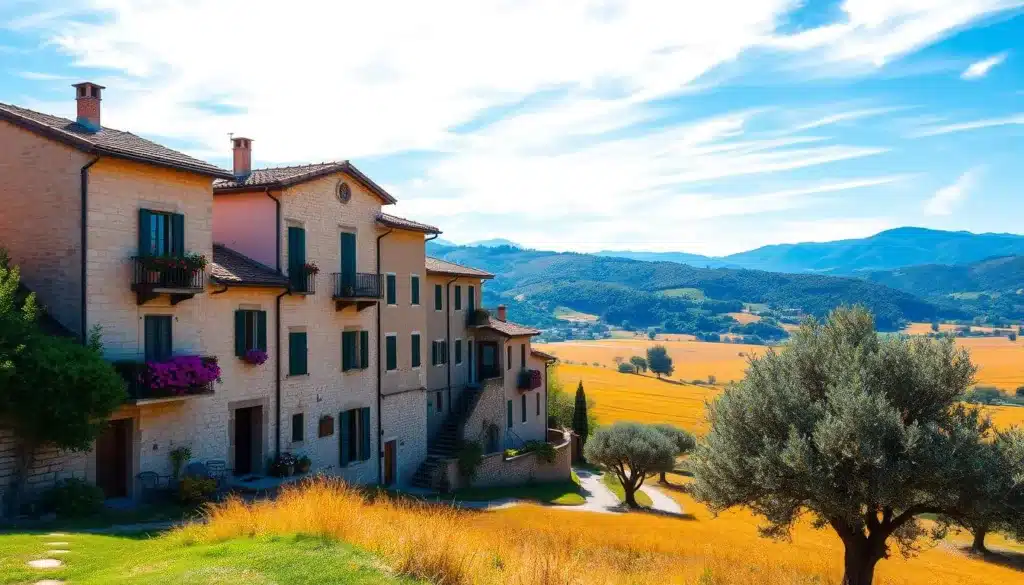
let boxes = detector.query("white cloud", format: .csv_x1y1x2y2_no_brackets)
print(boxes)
961,52,1009,79
913,114,1024,136
925,168,981,215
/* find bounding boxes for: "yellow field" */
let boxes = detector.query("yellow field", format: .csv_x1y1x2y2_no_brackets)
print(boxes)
727,311,761,324
537,334,1024,391
178,478,1023,585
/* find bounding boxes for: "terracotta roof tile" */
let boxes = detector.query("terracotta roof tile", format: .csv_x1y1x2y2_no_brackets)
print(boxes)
0,102,231,178
480,318,539,337
530,348,558,362
377,213,441,234
211,244,289,287
213,161,397,203
425,256,494,279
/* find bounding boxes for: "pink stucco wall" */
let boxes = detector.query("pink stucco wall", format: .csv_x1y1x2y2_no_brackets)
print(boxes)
213,191,278,268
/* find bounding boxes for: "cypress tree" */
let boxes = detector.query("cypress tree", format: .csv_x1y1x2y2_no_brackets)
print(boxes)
572,381,589,445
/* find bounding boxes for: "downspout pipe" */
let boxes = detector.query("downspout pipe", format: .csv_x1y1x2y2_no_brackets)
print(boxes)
375,228,393,485
80,156,100,343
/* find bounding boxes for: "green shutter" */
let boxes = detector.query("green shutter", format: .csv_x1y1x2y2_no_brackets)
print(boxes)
339,411,350,466
431,341,438,366
138,209,153,256
507,400,513,428
455,286,461,310
468,286,475,311
360,331,369,369
170,213,184,256
411,276,419,305
289,332,307,375
411,334,421,368
386,336,397,371
288,227,306,288
342,331,357,371
340,232,356,285
234,311,246,357
360,407,371,461
386,274,396,304
256,311,267,351
341,331,350,371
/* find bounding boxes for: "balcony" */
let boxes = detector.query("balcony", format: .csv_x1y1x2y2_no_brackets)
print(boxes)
467,308,491,327
332,272,382,311
517,368,543,391
290,267,317,295
131,256,205,305
113,355,219,404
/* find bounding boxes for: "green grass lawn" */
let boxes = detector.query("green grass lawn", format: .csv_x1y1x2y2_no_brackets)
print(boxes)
600,472,654,508
0,531,424,585
658,287,705,300
450,476,585,506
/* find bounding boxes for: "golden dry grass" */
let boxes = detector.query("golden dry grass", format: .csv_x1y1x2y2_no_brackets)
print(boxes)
727,311,761,325
174,479,1023,585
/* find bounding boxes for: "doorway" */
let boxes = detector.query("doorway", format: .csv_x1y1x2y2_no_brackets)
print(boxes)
95,418,132,499
233,406,263,476
383,440,397,486
479,341,499,380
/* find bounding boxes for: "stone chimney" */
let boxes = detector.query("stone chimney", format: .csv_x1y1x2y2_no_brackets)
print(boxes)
232,137,253,178
72,82,105,132
497,305,507,322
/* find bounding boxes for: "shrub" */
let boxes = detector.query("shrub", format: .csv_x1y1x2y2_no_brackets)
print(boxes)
966,386,1003,404
1017,386,1024,398
457,441,484,479
617,363,634,373
42,478,104,517
511,440,557,463
170,446,191,480
178,476,217,505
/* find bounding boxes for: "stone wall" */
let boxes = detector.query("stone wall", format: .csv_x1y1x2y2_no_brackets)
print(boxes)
441,429,572,490
380,388,427,487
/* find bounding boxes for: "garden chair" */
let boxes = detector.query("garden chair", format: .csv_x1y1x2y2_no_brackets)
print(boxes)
135,471,160,503
206,459,229,498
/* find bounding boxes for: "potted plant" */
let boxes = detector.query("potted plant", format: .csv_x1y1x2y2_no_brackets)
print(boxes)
273,452,298,477
303,262,320,275
296,455,312,474
170,446,191,484
242,349,268,365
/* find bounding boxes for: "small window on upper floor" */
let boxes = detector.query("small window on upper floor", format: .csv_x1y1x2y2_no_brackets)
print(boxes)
454,285,462,311
139,209,183,257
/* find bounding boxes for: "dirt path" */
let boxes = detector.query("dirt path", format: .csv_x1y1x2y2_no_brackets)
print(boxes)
572,468,624,513
639,483,683,515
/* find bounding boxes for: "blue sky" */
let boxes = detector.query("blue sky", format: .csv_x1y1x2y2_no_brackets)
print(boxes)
1,0,1022,255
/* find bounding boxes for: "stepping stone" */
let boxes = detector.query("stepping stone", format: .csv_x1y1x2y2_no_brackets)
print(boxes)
44,532,68,536
44,542,69,546
47,550,71,555
27,559,62,569
34,581,64,585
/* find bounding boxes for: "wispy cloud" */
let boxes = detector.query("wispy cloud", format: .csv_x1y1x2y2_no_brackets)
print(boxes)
925,168,981,215
913,114,1024,137
787,106,906,132
961,52,1009,79
16,71,73,81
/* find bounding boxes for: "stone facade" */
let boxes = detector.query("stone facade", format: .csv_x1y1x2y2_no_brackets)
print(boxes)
380,389,427,486
441,429,572,490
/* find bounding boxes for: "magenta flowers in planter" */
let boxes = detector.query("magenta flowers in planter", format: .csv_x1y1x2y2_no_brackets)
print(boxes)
141,356,221,395
243,349,268,365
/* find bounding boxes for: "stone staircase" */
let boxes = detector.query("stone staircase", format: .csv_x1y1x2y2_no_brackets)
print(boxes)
410,387,482,489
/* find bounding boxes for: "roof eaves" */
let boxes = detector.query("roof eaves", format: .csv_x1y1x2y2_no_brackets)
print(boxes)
91,144,235,179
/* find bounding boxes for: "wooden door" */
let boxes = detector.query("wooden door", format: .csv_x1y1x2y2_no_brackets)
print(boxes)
383,440,397,486
95,418,131,498
234,407,254,475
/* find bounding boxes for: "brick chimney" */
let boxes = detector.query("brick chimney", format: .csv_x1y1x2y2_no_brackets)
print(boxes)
497,305,507,322
72,82,105,132
232,137,253,178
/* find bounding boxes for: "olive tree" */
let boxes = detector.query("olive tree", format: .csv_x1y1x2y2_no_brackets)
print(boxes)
692,306,987,585
646,345,673,378
584,422,675,508
629,356,647,373
652,424,695,484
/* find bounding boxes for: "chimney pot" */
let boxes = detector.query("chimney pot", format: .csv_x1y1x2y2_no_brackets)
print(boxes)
72,82,105,132
232,137,253,178
497,305,507,322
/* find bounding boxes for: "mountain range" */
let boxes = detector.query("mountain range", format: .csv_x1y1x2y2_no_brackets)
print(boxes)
427,227,1024,334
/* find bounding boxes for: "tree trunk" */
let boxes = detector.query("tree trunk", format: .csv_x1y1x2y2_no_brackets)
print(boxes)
659,471,667,484
840,537,882,585
623,486,639,508
971,527,989,554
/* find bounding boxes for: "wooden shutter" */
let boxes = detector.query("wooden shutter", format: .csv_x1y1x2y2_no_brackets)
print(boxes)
386,274,396,304
431,341,438,366
234,310,246,356
360,331,369,369
289,332,307,375
256,311,267,351
288,227,306,287
360,407,371,461
170,213,185,256
507,400,513,428
411,334,421,368
339,411,350,466
434,285,442,310
469,286,475,311
521,394,527,422
138,209,153,256
454,286,461,310
340,232,356,285
411,276,419,305
386,336,397,371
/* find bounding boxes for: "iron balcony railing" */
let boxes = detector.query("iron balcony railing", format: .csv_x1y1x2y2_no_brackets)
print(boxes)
517,368,543,391
112,355,219,401
131,256,205,291
332,272,382,299
290,270,317,295
466,307,491,327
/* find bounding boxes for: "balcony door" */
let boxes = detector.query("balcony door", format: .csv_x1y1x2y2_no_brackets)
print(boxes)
478,341,499,380
340,232,356,288
287,226,306,290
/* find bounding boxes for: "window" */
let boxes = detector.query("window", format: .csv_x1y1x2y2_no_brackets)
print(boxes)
434,284,443,311
411,333,421,368
468,285,476,312
288,331,308,375
432,340,448,366
506,399,513,429
234,310,267,357
411,275,420,305
454,285,462,310
454,339,463,365
342,330,368,372
292,413,304,442
287,226,306,290
385,334,398,371
138,209,183,257
536,393,541,416
144,315,172,361
521,344,526,367
507,345,513,371
386,273,397,305
521,394,527,423
436,390,444,413
339,407,371,466
318,415,334,438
